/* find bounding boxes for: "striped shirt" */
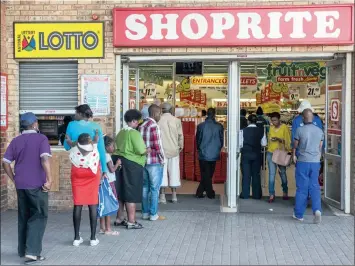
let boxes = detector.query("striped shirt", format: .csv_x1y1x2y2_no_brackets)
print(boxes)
139,118,165,165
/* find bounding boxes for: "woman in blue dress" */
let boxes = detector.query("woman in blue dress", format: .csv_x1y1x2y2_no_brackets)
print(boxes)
64,104,107,247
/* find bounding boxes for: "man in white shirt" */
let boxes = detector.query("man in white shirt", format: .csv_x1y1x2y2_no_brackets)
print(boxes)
158,102,184,203
240,114,267,199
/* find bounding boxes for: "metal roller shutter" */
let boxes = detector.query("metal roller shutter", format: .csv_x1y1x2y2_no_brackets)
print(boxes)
19,61,78,114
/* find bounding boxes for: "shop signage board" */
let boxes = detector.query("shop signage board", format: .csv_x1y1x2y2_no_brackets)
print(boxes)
81,75,110,116
14,22,104,59
0,73,8,130
113,5,354,47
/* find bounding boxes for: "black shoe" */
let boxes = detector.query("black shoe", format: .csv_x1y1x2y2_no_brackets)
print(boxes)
195,194,205,198
126,221,143,230
207,193,216,199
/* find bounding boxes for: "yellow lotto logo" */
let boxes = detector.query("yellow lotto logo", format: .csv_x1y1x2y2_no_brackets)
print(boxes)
14,22,104,59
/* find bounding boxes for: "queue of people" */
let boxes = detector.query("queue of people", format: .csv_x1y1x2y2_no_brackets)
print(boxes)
1,100,324,263
240,100,324,224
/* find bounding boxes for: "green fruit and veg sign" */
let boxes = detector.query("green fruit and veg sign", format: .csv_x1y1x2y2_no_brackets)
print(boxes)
263,62,326,99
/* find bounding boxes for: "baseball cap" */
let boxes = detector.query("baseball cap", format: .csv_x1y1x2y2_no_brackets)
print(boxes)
20,112,38,127
297,100,314,113
161,102,172,111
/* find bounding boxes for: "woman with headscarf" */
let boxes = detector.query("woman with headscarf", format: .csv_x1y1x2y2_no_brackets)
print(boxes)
64,104,107,247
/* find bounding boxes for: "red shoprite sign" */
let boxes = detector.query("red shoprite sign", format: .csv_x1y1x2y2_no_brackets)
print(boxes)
113,5,354,47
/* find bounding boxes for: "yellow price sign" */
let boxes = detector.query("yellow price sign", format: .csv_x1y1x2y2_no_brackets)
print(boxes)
14,22,104,59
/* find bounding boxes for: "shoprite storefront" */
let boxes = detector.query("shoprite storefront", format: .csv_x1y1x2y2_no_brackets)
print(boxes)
0,1,354,214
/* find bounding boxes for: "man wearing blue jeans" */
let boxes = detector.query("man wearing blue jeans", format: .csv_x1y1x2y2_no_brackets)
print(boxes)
139,104,166,221
293,109,324,224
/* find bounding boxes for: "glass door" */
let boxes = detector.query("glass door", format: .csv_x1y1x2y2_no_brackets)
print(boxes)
324,59,345,209
121,63,140,127
226,61,240,209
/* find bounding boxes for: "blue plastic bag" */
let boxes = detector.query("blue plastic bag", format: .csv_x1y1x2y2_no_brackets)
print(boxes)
97,178,119,218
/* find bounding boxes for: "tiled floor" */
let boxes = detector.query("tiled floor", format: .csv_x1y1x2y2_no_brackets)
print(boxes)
1,209,353,265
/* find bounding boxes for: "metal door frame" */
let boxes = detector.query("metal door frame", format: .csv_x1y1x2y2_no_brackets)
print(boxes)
324,59,344,209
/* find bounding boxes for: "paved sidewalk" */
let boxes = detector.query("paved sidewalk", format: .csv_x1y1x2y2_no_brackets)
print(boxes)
1,210,354,265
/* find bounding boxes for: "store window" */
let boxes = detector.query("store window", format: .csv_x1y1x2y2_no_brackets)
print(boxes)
19,61,79,145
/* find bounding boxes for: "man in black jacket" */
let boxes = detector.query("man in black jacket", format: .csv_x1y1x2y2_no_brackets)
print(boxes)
195,108,224,199
240,114,267,199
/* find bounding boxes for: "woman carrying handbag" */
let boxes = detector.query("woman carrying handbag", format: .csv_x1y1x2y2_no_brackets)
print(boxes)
267,112,291,203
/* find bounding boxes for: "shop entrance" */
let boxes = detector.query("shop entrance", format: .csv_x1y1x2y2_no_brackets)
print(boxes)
117,53,352,213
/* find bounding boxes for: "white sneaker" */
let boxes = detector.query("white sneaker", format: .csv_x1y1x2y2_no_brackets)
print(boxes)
313,210,322,224
150,214,166,221
73,237,83,246
292,213,304,222
159,194,167,204
171,193,178,203
90,238,99,246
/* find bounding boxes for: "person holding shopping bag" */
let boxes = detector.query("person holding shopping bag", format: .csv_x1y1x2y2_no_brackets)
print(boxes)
267,112,291,203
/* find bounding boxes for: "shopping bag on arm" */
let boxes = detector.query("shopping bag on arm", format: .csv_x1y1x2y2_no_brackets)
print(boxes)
97,178,119,218
272,142,291,167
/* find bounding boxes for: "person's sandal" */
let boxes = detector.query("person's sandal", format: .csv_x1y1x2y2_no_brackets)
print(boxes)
126,221,143,229
24,255,46,265
113,219,128,227
104,230,120,236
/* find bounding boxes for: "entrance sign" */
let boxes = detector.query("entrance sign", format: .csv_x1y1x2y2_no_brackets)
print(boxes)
113,5,354,47
1,73,8,130
14,22,104,58
81,75,110,116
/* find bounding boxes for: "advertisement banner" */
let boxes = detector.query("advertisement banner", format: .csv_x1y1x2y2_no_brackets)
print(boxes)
263,61,326,100
1,73,8,130
255,92,261,106
200,93,207,106
81,75,110,116
180,91,192,101
14,22,104,59
193,90,202,104
330,98,340,122
113,5,354,47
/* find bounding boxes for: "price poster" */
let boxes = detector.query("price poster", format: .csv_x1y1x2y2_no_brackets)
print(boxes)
307,83,321,98
142,83,157,98
81,75,110,116
1,73,8,130
289,88,300,102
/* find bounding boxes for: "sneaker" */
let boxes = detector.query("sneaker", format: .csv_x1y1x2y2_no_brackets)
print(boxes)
73,237,84,246
313,210,322,224
126,221,143,229
150,214,166,221
90,239,99,246
171,193,178,203
292,213,304,222
142,213,150,220
159,194,167,204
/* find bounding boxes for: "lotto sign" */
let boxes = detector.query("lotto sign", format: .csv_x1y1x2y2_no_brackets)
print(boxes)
14,22,104,59
307,83,321,97
330,99,340,122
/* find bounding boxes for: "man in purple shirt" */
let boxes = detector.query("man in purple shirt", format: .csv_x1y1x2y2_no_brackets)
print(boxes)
2,112,52,264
